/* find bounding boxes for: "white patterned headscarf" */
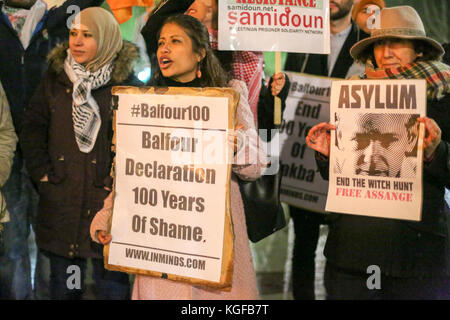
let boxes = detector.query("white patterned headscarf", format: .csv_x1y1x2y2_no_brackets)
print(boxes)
64,7,123,153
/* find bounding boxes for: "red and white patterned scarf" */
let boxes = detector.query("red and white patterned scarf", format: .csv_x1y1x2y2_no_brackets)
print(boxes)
232,51,264,126
362,60,450,101
209,28,263,125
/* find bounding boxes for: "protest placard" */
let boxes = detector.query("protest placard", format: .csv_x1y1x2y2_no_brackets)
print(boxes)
326,79,427,221
104,86,238,289
218,0,330,54
279,72,332,212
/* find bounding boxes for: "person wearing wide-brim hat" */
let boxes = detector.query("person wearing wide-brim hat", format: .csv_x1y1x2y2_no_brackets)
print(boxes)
305,6,450,299
350,5,445,64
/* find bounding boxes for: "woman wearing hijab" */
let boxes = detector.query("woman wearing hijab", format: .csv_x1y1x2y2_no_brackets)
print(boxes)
20,7,141,300
91,14,267,300
305,6,449,299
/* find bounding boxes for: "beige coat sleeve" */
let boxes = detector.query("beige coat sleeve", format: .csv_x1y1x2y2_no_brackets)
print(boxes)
229,80,268,181
0,83,17,186
90,192,114,243
0,83,18,223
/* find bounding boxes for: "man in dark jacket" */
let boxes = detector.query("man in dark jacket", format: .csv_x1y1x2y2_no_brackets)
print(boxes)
283,0,368,300
0,0,103,300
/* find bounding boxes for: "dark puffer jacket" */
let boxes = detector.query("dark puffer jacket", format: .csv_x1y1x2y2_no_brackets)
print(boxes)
20,41,141,259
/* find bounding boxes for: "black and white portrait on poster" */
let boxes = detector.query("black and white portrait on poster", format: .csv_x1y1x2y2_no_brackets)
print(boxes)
333,112,420,179
326,79,427,221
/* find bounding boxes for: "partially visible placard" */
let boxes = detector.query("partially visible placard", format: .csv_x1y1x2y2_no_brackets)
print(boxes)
218,0,330,54
326,79,426,221
104,86,239,289
279,72,332,212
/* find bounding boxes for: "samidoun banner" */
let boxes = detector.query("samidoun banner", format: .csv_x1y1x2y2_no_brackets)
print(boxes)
218,0,330,53
279,72,331,213
326,79,427,221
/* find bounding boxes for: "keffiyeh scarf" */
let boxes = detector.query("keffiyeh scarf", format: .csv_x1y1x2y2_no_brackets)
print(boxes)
361,60,450,101
231,51,264,127
208,28,263,125
64,51,113,153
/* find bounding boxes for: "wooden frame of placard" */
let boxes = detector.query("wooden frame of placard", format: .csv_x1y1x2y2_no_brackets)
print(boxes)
103,86,239,290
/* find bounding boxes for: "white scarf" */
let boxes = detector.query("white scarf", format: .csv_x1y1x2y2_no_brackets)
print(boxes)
64,50,113,153
4,0,48,49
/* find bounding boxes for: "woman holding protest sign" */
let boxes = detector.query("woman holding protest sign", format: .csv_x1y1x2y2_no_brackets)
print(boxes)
305,6,450,299
91,14,267,299
20,7,141,299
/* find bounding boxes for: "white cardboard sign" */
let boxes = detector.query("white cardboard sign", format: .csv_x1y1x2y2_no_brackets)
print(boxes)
326,79,427,221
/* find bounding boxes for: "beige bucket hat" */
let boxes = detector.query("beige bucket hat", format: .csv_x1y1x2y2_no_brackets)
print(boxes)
350,6,445,60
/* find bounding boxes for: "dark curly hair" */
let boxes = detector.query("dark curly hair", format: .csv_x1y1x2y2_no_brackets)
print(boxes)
153,14,229,87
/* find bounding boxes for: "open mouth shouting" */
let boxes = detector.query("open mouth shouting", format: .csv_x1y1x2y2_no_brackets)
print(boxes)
159,57,173,69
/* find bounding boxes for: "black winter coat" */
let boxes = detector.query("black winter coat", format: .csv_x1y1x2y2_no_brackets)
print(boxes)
316,93,450,277
20,42,141,259
0,0,103,134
